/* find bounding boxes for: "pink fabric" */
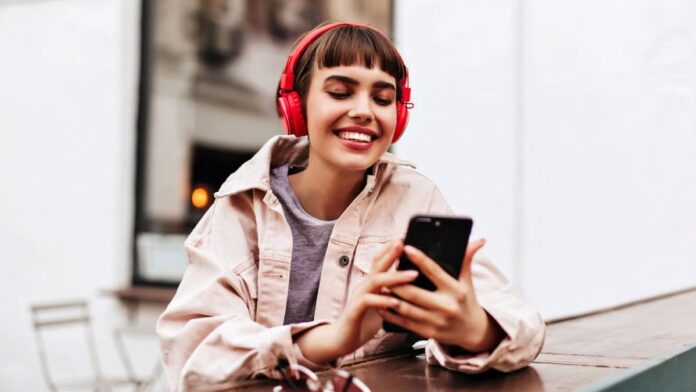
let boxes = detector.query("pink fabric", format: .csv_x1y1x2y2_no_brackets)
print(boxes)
157,135,545,391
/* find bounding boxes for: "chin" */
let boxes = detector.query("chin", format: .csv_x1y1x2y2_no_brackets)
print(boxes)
331,154,379,173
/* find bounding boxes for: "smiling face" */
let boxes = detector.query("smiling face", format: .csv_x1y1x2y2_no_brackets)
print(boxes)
304,62,397,173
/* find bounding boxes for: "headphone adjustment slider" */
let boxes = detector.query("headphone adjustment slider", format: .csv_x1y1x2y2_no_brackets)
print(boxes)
280,73,294,91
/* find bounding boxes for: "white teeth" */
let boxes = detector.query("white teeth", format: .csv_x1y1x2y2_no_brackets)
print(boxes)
337,131,372,143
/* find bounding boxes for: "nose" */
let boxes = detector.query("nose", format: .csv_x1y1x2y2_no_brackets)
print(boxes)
347,93,374,122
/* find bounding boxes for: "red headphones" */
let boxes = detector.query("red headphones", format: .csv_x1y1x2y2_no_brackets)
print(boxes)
277,22,413,143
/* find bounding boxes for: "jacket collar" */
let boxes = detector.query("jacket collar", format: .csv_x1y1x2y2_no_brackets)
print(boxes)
215,135,415,198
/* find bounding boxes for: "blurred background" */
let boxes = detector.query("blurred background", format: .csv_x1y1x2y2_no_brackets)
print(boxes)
1,0,695,390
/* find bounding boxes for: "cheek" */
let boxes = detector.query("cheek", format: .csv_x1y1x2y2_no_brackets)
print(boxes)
306,97,340,128
377,106,398,134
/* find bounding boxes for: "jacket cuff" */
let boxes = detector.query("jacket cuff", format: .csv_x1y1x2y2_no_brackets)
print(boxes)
426,299,544,373
426,335,513,374
241,320,330,381
289,320,332,370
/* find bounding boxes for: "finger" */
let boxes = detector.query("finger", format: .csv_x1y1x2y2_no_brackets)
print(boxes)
390,297,446,327
359,293,401,311
391,284,454,313
403,245,458,290
371,240,404,273
458,238,486,282
378,309,435,339
367,270,418,292
348,294,401,322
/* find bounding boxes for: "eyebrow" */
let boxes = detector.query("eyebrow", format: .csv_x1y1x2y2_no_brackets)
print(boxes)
324,75,396,91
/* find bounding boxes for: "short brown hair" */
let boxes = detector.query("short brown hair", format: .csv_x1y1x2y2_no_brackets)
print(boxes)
279,22,407,117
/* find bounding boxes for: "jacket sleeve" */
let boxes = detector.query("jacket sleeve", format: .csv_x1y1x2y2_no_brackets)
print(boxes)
423,185,546,373
156,194,326,391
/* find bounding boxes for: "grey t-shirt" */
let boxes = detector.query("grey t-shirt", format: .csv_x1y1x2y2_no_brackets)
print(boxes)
270,164,336,324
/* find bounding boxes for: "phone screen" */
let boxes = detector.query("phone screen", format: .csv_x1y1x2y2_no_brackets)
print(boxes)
397,215,473,291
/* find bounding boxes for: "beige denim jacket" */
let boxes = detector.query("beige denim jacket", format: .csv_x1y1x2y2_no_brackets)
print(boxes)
157,135,545,391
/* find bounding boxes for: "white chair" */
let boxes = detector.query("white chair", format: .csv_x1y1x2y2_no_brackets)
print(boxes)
30,299,155,391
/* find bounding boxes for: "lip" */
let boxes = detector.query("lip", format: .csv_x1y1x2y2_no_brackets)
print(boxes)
333,126,377,152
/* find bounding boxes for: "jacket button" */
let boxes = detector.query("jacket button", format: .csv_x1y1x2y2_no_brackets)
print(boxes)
338,255,350,267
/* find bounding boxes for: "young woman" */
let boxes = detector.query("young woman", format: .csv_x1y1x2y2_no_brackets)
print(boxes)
157,22,545,391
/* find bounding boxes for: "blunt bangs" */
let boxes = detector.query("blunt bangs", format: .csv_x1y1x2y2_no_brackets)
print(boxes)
291,24,407,106
312,26,406,87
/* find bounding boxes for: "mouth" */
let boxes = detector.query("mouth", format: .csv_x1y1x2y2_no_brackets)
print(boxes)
333,126,379,143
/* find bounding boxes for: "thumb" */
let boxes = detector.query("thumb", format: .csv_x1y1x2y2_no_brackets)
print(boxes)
459,238,486,283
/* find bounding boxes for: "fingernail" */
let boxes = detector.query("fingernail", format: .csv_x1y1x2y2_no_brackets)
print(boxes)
403,270,418,278
390,298,400,307
404,245,415,254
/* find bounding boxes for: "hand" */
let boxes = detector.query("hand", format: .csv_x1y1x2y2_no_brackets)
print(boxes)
296,241,419,363
378,239,505,353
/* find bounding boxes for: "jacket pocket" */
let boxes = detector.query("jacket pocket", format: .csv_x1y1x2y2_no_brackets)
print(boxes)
256,255,292,327
233,261,258,319
350,240,395,290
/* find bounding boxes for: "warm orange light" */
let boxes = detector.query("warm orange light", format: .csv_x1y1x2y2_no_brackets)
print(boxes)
191,187,209,209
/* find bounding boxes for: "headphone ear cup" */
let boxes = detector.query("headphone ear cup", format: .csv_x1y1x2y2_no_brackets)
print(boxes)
277,91,307,137
392,103,409,143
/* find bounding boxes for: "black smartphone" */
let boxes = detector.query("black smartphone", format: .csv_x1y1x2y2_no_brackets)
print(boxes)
383,214,473,333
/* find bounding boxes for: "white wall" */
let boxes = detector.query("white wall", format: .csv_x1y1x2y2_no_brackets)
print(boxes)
520,0,696,318
395,0,696,320
0,0,162,390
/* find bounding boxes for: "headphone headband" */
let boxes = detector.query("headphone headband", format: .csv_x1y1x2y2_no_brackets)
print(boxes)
277,21,413,142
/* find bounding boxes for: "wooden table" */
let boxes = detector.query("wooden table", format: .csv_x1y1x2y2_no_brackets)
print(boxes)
238,288,696,391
